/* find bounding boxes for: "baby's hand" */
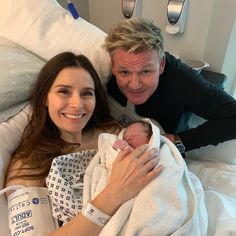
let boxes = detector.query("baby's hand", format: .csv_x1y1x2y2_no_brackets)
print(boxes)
113,139,133,151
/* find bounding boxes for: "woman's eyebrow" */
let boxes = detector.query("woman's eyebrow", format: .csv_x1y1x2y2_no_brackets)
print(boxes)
83,87,95,91
53,85,95,91
54,84,72,88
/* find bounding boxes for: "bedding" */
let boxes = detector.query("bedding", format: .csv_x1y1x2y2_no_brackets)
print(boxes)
0,0,111,85
186,140,236,165
0,36,45,122
186,159,236,235
0,105,30,236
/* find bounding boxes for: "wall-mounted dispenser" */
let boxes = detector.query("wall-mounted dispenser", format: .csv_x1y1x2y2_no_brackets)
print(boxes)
121,0,142,19
165,0,189,34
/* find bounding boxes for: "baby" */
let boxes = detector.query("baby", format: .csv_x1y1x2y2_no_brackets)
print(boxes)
82,118,197,235
113,120,152,151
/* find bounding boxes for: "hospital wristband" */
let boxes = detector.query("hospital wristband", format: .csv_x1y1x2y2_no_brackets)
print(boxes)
81,202,111,227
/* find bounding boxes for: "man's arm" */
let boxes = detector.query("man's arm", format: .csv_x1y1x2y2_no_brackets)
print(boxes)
178,77,236,151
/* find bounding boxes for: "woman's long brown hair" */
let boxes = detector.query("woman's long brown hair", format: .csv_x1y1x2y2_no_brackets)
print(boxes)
6,52,119,182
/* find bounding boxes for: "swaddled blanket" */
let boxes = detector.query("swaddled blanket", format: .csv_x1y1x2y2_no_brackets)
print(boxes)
83,119,208,236
46,119,207,235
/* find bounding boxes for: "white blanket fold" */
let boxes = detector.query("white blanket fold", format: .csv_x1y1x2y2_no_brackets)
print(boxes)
83,119,208,236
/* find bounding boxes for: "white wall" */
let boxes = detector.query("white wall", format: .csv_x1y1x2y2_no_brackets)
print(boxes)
221,19,236,96
204,0,236,95
57,0,89,20
88,0,214,60
88,0,123,32
88,0,236,96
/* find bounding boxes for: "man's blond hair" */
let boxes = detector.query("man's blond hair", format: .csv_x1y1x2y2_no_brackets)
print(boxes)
104,17,165,59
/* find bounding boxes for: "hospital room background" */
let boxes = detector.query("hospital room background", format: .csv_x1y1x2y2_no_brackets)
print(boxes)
58,0,236,99
0,0,236,235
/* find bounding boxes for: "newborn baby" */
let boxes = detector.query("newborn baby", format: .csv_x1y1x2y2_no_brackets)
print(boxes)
113,120,152,151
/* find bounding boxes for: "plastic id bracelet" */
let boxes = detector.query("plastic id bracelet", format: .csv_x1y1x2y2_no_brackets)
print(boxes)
81,202,111,227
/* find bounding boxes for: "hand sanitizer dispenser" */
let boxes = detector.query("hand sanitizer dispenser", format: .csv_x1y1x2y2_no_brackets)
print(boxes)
165,0,189,34
122,0,142,18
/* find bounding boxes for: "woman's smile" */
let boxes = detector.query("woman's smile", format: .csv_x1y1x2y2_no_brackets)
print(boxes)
63,113,85,119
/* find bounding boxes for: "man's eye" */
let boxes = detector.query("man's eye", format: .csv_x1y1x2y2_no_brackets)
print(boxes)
119,71,130,76
140,70,151,75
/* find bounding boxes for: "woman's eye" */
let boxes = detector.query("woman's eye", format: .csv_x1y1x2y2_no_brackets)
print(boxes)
81,90,95,97
57,89,70,95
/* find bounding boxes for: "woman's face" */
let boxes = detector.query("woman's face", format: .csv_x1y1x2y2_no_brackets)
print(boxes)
47,67,96,143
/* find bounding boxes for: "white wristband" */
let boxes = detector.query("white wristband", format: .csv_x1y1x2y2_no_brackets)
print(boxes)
81,202,111,227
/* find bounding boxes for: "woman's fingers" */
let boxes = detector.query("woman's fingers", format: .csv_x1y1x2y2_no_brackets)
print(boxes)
138,147,159,165
144,162,164,183
143,156,160,172
133,150,163,183
114,144,149,162
114,145,161,176
111,144,163,189
109,144,164,204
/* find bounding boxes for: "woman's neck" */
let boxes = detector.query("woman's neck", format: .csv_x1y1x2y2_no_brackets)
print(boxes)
79,128,99,150
61,131,82,144
61,128,98,151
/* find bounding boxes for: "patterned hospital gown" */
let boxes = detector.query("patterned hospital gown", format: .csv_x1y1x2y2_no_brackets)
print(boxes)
46,150,97,223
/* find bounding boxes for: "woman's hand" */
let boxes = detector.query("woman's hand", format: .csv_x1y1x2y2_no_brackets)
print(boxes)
93,144,164,216
110,144,163,203
48,146,162,236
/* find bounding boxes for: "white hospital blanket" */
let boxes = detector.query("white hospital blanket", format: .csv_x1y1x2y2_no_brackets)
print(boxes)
187,159,236,236
83,119,208,236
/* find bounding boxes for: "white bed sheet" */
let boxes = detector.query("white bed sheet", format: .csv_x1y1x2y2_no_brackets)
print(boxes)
186,159,236,235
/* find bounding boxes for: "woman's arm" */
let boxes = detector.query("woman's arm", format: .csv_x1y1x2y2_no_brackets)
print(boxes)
6,145,163,236
49,145,163,236
5,159,45,196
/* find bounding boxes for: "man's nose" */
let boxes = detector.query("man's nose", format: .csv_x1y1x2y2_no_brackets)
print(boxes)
128,74,141,89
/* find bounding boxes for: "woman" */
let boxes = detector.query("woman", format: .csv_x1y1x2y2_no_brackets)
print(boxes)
5,52,163,235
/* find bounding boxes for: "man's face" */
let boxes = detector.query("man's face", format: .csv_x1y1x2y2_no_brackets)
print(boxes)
111,49,165,105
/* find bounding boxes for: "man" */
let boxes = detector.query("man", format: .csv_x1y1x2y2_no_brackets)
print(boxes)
103,17,236,153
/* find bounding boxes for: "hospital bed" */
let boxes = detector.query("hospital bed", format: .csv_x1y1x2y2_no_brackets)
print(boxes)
0,0,236,235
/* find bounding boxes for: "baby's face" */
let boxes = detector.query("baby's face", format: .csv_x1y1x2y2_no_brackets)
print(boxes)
123,123,150,149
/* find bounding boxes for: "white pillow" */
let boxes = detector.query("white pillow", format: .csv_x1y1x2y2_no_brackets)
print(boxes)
0,105,30,236
0,36,45,121
0,0,111,85
0,105,30,188
185,140,236,165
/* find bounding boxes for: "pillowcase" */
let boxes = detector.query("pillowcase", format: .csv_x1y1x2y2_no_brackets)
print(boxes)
0,36,45,121
0,0,111,85
0,106,31,235
0,105,30,236
0,101,29,123
0,105,30,188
